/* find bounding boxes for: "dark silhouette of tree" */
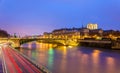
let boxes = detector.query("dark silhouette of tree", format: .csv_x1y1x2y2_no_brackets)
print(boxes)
0,29,10,37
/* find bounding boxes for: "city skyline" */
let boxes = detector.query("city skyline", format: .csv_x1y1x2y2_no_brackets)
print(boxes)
0,0,120,36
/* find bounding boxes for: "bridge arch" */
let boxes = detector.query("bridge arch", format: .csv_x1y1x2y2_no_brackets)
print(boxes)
0,38,79,48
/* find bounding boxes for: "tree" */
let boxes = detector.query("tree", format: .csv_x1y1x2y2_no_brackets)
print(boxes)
0,29,10,37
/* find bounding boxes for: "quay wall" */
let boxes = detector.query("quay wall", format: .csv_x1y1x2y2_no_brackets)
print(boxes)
78,40,113,49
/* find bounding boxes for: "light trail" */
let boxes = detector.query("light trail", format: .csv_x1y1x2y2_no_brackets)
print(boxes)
0,46,5,73
9,48,41,73
0,44,43,73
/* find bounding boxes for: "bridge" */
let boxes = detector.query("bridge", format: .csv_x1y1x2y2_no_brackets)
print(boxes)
0,38,79,48
0,38,120,49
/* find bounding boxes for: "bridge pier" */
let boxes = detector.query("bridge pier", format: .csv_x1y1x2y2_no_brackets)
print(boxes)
13,41,20,48
0,38,21,48
6,39,21,48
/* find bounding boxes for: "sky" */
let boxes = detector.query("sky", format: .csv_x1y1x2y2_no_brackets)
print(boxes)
0,0,120,36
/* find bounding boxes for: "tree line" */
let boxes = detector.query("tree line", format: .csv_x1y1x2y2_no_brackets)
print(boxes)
0,29,10,37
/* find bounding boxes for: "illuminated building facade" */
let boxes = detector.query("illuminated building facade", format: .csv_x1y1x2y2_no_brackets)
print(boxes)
80,28,89,37
87,24,98,30
103,30,120,39
89,29,103,36
43,32,52,38
41,24,120,40
52,28,80,39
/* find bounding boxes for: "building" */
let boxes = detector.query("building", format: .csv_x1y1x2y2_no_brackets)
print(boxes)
51,27,90,39
52,28,80,39
79,28,89,38
42,23,120,40
89,29,103,36
43,32,52,38
43,27,101,40
103,30,120,39
87,23,98,30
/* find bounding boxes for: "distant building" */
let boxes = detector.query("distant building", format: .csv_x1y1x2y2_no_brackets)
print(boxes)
103,30,120,38
89,29,103,37
42,23,120,40
79,28,89,37
43,32,52,38
52,28,80,39
87,23,98,30
43,26,103,39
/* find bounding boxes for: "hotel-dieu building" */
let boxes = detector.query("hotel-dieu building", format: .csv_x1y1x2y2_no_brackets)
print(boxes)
41,24,120,40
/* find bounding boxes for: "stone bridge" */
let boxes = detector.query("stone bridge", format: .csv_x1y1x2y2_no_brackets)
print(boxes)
0,38,119,49
0,38,78,48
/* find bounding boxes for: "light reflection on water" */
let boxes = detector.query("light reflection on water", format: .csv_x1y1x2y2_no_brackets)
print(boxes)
18,42,120,73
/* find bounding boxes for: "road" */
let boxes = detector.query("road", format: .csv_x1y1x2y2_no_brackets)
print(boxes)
0,44,43,73
0,46,3,73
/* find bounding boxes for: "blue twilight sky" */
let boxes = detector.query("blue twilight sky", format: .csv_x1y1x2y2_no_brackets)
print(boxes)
0,0,120,36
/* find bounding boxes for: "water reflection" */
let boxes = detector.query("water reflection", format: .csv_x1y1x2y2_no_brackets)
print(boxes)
19,42,120,73
92,50,101,64
106,57,115,73
91,50,101,73
60,46,67,73
48,48,54,70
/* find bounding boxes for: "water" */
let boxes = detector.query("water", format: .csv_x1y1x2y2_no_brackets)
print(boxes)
18,42,120,73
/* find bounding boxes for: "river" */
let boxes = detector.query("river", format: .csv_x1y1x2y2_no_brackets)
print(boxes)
17,41,120,73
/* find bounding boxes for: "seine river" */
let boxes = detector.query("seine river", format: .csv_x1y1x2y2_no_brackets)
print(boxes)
18,41,120,73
